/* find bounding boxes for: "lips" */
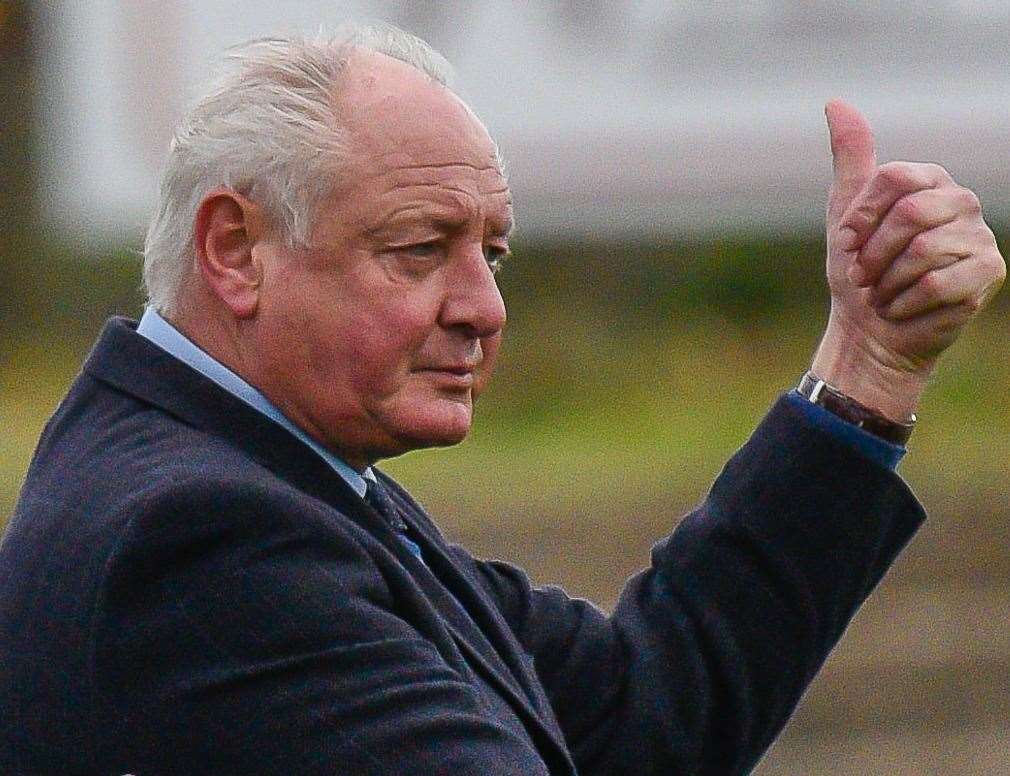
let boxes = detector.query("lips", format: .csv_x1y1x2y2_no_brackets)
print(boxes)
417,360,480,374
417,364,478,387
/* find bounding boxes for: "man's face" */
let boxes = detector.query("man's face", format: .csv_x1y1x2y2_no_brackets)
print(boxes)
248,52,511,469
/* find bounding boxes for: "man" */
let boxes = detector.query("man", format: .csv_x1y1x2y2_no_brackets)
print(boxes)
1,24,1004,776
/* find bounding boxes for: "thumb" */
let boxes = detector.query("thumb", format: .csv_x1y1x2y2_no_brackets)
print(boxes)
825,99,876,222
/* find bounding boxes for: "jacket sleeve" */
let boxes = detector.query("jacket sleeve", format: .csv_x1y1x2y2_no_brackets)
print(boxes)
465,395,926,775
90,478,552,776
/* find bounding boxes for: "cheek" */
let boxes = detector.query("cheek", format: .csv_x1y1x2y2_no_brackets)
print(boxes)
473,333,502,397
316,305,435,395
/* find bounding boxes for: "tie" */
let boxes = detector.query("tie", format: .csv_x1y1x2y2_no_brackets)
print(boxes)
364,479,425,562
364,477,408,533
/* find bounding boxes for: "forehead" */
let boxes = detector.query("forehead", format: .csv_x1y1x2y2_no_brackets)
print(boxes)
333,51,510,206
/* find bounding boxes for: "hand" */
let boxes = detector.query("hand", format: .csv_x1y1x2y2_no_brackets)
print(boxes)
810,100,1005,422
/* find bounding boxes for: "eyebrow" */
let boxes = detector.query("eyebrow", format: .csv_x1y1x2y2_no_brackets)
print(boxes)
366,202,514,238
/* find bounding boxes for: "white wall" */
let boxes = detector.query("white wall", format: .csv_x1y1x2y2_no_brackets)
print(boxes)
35,1,1010,243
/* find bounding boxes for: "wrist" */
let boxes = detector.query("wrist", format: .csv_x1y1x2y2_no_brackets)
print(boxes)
797,372,916,445
811,324,930,424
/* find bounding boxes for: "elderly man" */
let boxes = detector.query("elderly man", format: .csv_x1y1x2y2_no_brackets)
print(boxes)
1,24,1004,776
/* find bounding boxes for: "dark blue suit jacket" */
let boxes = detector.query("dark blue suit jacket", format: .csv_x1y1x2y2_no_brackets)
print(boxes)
1,318,924,775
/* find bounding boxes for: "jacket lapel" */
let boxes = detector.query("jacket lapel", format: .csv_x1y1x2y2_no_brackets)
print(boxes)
394,541,544,719
356,496,576,774
380,477,575,772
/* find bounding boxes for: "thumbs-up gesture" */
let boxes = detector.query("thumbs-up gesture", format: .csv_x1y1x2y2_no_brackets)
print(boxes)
810,100,1005,423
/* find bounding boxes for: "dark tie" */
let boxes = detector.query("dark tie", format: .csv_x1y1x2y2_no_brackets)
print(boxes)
364,478,408,534
364,478,425,562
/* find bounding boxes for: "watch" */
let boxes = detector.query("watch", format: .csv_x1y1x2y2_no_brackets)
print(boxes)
797,371,916,446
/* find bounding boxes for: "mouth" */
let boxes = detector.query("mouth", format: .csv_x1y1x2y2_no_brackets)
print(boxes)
416,365,477,388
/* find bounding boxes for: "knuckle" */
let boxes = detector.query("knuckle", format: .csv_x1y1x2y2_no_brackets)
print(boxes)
907,232,932,260
989,252,1007,284
851,202,875,225
981,222,998,247
939,304,975,330
923,162,953,183
956,186,982,215
917,269,944,296
877,162,909,188
894,196,923,225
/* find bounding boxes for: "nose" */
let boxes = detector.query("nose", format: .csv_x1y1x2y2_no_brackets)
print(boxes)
438,249,507,338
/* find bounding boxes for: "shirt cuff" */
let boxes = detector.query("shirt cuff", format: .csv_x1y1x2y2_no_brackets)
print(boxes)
784,390,906,470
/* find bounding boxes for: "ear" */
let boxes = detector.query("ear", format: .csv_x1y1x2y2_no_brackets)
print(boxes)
193,188,270,318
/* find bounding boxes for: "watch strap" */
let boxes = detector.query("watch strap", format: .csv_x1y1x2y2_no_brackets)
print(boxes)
797,372,915,446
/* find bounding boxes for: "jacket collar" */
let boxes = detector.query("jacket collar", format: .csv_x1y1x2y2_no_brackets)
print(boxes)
84,317,376,527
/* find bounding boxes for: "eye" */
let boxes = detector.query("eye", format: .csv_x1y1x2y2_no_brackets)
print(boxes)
402,241,440,259
484,246,510,274
386,241,444,277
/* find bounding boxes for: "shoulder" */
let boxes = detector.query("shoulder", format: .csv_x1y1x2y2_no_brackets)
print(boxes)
7,371,377,601
12,379,274,539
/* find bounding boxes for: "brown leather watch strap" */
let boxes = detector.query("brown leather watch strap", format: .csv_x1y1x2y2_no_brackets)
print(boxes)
797,372,916,446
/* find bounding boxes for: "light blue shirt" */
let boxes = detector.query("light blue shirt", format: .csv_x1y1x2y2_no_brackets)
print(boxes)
784,390,905,469
136,308,372,497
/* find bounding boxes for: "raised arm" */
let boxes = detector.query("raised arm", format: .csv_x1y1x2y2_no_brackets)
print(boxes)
467,396,923,774
465,101,1004,774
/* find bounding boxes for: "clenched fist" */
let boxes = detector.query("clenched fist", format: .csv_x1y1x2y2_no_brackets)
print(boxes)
810,99,1005,423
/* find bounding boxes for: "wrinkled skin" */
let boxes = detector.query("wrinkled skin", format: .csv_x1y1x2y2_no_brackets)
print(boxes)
185,50,512,469
813,100,1005,422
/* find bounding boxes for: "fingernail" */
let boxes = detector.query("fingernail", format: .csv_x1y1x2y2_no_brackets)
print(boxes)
847,263,866,285
837,226,858,251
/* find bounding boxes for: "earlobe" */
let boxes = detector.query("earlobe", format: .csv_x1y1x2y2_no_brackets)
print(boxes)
194,188,266,319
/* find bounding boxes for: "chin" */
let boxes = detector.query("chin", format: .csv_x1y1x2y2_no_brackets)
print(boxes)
396,399,473,450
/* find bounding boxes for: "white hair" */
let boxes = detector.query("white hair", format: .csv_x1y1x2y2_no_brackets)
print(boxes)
142,23,455,315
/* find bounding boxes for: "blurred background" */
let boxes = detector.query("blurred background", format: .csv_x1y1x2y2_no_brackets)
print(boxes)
3,2,1009,773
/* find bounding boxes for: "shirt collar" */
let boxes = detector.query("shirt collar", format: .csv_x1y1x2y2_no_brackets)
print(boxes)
136,307,371,497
